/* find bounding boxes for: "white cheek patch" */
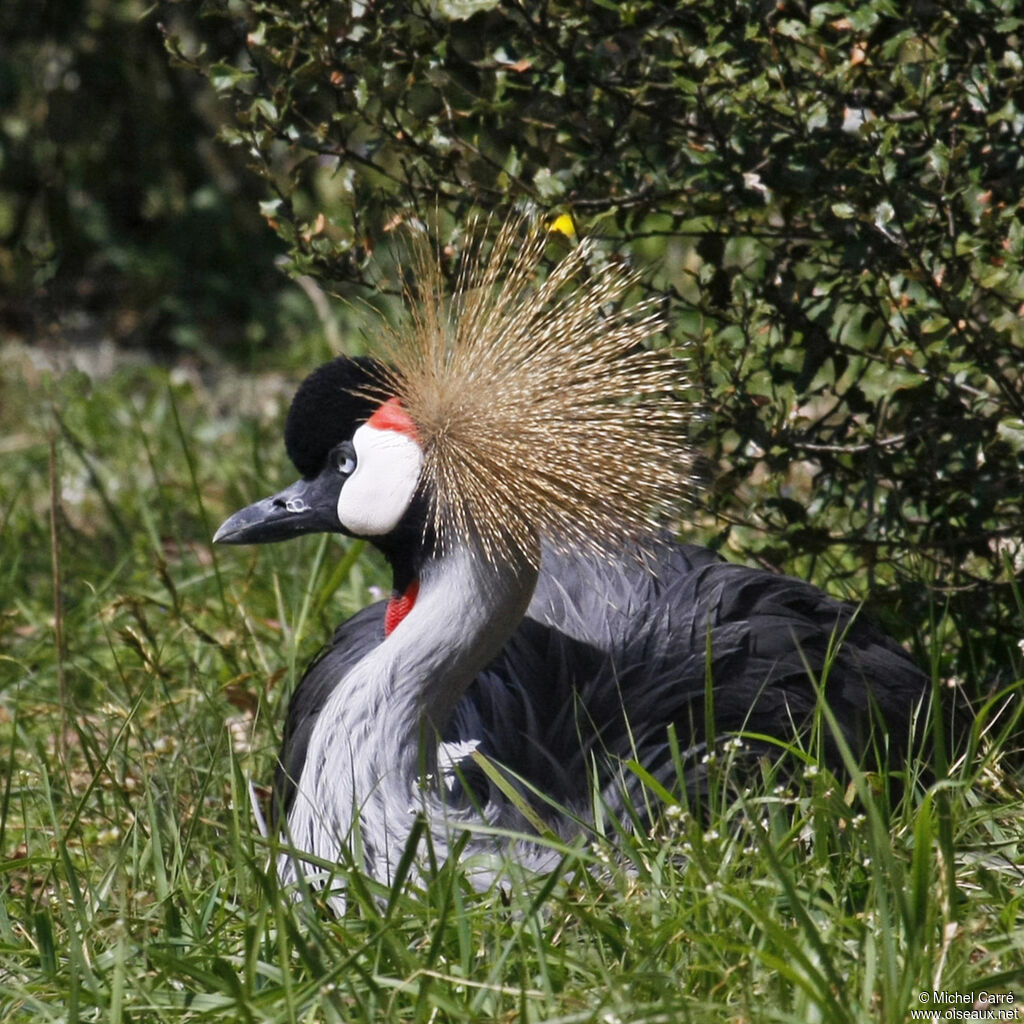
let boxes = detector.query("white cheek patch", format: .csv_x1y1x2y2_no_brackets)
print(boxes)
337,424,424,536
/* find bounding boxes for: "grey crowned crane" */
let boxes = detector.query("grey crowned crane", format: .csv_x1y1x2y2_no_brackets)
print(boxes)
214,217,933,901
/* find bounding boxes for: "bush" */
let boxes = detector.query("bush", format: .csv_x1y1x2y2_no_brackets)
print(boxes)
180,0,1024,690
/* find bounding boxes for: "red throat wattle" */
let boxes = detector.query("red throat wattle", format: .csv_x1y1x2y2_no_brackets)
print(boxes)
385,579,420,635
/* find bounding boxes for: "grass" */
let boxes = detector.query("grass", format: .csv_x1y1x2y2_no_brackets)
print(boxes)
1,343,1023,1023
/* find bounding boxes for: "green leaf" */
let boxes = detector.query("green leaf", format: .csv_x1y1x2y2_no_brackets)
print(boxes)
435,0,501,20
208,61,255,93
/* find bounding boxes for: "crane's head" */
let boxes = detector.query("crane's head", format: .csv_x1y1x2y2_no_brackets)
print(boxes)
215,214,694,568
213,356,431,555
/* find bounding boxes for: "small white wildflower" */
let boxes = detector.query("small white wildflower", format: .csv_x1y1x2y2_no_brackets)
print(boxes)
803,765,820,780
702,829,720,843
152,735,178,755
226,711,255,755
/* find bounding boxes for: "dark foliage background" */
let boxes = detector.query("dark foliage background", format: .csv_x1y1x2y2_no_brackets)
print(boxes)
4,0,1023,695
0,0,295,354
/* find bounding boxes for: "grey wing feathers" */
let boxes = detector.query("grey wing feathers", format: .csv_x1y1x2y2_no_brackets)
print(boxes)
460,544,930,812
276,542,931,823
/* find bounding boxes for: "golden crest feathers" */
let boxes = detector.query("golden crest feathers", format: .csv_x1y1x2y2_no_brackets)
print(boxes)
375,213,693,567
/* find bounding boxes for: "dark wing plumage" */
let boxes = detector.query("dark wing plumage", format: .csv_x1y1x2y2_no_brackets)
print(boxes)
448,543,931,818
273,601,386,822
275,541,932,822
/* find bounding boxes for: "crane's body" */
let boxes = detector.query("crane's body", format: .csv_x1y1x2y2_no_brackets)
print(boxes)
214,218,933,902
272,536,927,893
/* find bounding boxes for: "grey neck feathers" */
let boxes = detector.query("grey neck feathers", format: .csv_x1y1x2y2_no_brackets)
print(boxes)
280,542,539,895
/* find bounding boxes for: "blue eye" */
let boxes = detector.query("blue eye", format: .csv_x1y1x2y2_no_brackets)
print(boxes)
333,443,357,477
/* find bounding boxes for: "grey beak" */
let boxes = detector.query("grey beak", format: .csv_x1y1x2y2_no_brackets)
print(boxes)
214,475,341,545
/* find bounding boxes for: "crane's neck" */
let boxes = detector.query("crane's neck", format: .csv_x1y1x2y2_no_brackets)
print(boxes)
378,541,539,744
282,541,539,892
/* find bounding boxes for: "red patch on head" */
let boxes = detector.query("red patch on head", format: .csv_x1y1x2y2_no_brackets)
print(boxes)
385,579,420,636
367,398,421,443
